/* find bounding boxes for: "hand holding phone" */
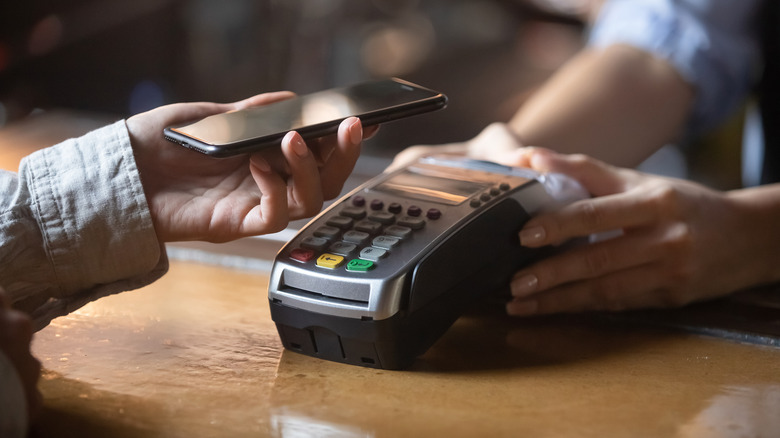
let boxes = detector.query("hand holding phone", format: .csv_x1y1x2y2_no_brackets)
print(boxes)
163,78,447,157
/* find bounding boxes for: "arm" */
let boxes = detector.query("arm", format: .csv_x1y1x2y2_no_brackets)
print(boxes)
508,44,694,167
509,0,763,166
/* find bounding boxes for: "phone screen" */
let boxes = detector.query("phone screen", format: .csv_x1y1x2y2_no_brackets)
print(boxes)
165,78,446,156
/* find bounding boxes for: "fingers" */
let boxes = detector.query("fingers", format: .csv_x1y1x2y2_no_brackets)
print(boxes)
245,155,290,235
511,227,664,299
506,264,680,316
280,131,325,219
231,91,296,111
317,117,363,200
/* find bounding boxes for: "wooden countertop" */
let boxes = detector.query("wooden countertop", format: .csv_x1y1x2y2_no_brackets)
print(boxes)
5,111,780,437
28,259,780,438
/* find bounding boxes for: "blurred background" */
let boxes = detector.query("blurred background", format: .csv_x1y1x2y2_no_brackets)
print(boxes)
0,0,593,158
0,0,742,187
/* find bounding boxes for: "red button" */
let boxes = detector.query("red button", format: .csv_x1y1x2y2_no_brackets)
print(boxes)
290,248,316,262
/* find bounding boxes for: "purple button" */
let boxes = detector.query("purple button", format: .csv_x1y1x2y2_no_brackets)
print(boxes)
426,208,441,220
352,196,366,207
388,202,402,214
407,205,422,217
370,199,384,211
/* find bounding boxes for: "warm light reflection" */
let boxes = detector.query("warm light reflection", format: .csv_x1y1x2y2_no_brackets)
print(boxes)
678,385,780,438
360,15,434,77
271,408,374,438
301,91,351,126
27,15,64,56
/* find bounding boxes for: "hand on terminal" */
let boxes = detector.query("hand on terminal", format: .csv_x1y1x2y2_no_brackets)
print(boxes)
505,148,780,316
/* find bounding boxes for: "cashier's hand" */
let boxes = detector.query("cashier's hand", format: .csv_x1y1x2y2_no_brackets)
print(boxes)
505,148,768,315
0,288,42,424
127,93,377,242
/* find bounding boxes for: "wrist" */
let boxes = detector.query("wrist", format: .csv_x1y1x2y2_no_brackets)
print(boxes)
726,184,780,286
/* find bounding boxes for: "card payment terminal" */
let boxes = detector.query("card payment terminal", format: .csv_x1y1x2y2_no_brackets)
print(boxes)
267,156,587,369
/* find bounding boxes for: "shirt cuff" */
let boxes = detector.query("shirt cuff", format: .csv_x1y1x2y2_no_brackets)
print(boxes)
22,120,168,327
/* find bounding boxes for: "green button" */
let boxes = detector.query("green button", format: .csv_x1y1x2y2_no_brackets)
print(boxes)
346,259,375,272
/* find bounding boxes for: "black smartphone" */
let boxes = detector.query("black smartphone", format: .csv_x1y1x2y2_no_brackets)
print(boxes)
163,78,447,157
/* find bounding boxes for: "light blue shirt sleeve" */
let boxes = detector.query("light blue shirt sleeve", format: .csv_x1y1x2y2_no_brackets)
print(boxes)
588,0,764,135
0,120,168,329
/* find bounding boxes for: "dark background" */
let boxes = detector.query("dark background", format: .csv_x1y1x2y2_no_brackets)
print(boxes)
0,0,589,158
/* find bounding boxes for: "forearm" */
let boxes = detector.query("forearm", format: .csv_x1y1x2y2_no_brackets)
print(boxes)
509,44,694,167
0,121,167,328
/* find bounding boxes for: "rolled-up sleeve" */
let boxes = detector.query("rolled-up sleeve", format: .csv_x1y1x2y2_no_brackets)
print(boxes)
588,0,763,134
0,120,168,329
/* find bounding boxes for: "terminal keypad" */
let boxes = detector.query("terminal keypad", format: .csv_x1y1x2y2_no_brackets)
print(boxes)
289,196,441,272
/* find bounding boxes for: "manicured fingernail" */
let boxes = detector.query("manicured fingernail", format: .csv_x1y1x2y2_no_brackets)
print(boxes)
348,118,362,145
288,132,308,157
511,274,538,297
519,226,546,246
250,156,271,172
507,300,538,316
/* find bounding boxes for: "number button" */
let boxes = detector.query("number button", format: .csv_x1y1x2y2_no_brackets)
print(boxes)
326,216,354,230
341,207,367,219
372,235,400,249
359,247,388,261
354,219,383,234
329,241,357,256
301,236,328,251
343,230,370,245
397,216,425,230
384,225,412,239
314,226,341,240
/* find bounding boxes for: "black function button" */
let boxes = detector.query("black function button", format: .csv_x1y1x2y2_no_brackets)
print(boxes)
370,199,384,211
480,192,491,202
490,187,501,196
426,208,441,220
407,205,422,217
352,196,366,207
499,182,511,191
388,202,403,214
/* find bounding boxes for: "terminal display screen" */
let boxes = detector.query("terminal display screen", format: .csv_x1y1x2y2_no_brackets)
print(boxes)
375,170,489,205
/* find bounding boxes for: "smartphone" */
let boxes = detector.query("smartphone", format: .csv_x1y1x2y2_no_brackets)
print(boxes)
163,78,448,157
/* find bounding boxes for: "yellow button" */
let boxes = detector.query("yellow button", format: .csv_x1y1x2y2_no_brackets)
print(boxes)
316,253,344,269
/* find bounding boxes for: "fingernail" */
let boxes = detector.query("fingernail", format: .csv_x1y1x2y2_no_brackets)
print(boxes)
519,226,546,246
288,132,308,157
250,156,271,172
511,273,538,297
349,118,362,145
506,300,538,316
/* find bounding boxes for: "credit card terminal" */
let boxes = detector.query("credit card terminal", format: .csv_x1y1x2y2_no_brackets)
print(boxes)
267,156,587,369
